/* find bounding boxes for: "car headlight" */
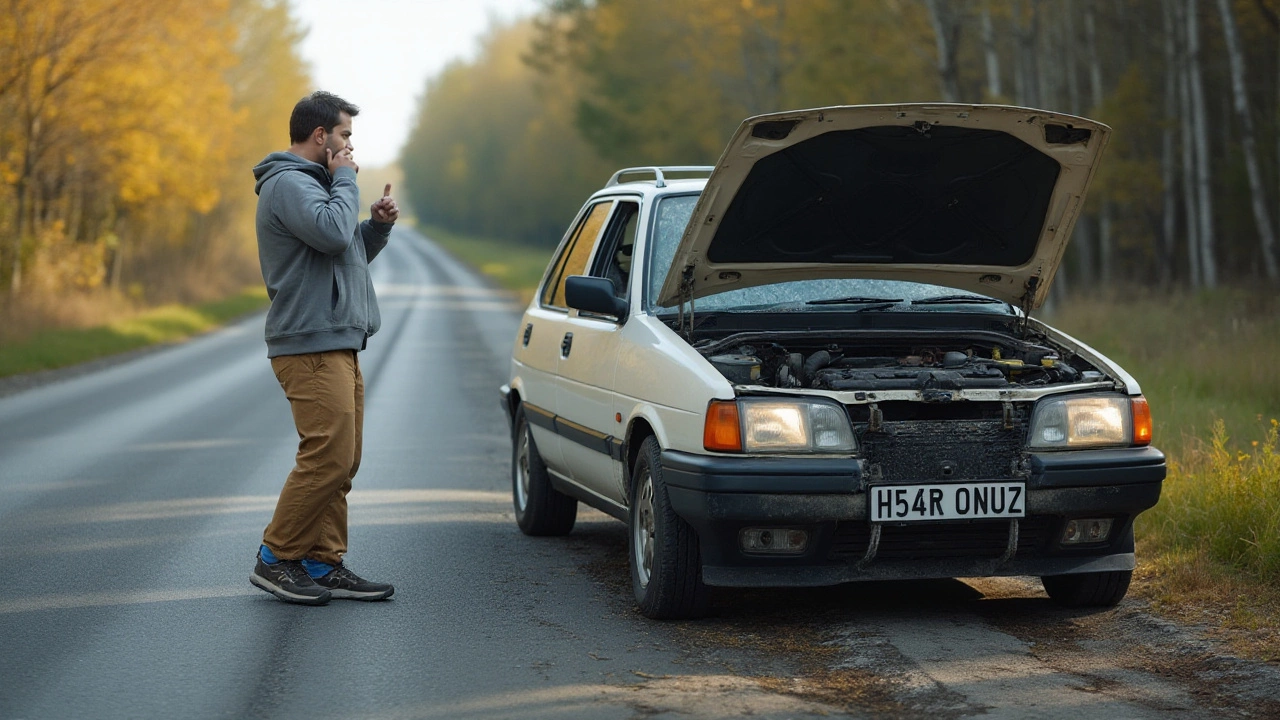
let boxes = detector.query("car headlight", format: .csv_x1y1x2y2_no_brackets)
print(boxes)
1029,395,1145,449
704,398,856,453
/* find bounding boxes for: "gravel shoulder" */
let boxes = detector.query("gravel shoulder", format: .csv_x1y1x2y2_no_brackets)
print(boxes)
572,517,1280,719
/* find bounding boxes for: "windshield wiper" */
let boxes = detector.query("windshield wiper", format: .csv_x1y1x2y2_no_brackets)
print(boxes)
806,296,904,306
910,295,1006,306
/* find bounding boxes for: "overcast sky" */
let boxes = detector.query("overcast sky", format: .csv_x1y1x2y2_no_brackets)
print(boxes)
288,0,541,167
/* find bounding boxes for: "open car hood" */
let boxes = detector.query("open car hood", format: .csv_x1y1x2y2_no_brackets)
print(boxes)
656,104,1110,311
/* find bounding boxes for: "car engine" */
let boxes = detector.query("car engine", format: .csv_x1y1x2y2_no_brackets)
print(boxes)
700,335,1099,391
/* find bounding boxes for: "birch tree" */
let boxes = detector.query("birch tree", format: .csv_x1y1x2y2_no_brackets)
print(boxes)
1085,0,1112,283
1176,0,1203,286
923,0,963,101
981,0,1002,100
1160,0,1179,286
1215,0,1278,280
1187,0,1217,287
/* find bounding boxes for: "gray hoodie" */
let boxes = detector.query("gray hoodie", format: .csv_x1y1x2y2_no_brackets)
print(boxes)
252,152,391,358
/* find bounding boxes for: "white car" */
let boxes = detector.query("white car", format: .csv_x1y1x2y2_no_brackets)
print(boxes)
500,104,1165,619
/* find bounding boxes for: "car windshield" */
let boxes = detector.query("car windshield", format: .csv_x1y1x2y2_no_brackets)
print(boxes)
644,194,1013,315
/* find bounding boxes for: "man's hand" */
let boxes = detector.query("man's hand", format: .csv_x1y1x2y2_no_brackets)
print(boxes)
326,147,359,175
371,183,399,224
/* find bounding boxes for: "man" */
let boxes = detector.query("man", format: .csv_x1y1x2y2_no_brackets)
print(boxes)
249,91,398,605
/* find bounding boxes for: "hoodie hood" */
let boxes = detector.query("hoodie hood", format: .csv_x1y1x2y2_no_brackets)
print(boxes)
655,104,1110,311
253,152,330,195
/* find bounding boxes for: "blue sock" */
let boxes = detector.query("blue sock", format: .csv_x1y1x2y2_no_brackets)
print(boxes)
259,544,279,564
302,558,335,578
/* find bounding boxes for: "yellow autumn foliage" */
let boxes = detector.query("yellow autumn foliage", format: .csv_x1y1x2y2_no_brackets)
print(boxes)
0,0,310,305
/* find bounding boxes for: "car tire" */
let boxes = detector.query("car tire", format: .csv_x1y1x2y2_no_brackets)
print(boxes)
628,436,708,620
512,405,577,536
1040,570,1132,607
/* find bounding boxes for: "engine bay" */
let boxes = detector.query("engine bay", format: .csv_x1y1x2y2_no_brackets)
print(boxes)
699,333,1102,391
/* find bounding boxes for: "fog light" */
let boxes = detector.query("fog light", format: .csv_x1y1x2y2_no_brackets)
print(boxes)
1061,518,1113,545
740,528,809,554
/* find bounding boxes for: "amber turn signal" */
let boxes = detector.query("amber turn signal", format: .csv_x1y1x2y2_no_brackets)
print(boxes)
1131,397,1152,446
704,400,742,452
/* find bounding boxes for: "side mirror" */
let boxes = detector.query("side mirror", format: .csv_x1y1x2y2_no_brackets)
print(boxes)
565,275,628,321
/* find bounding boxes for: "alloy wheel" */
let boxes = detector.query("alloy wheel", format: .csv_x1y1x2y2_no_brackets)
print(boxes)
634,473,655,588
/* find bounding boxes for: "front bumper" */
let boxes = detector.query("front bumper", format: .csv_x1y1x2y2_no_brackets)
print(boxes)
660,446,1165,587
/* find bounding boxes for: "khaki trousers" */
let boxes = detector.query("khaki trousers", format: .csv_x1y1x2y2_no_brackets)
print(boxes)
263,349,363,566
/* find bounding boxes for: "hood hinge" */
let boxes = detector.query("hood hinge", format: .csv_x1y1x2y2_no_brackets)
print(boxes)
1017,276,1040,338
677,266,696,340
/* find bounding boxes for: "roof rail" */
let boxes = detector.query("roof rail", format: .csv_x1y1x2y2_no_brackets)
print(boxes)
605,166,714,188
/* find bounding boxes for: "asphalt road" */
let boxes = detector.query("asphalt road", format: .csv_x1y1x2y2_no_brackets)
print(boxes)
1,228,1276,720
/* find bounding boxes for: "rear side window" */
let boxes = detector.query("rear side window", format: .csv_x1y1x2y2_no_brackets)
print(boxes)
541,201,613,309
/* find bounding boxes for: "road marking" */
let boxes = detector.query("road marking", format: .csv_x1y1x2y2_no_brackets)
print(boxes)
0,586,258,615
128,438,253,452
16,489,510,526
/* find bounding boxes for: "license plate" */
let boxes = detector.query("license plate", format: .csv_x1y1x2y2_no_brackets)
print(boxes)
869,482,1025,522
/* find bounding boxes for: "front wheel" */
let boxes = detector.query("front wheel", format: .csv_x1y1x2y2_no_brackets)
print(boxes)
1041,570,1132,607
628,436,708,620
512,405,577,536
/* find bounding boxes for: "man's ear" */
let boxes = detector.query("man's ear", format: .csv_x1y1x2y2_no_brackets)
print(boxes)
312,126,326,145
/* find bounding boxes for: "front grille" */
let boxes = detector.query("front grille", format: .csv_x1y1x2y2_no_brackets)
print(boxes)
856,417,1028,483
829,515,1053,561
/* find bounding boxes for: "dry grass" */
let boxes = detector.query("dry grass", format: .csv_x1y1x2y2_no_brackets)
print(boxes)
0,289,139,345
0,287,268,377
1133,547,1280,662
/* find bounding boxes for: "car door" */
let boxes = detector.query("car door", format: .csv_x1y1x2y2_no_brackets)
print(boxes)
520,199,615,479
555,199,641,507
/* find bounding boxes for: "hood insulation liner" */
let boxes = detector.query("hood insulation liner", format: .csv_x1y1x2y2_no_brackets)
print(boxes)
706,126,1061,268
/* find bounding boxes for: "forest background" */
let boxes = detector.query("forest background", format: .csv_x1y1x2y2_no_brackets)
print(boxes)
404,0,1280,292
1,0,1277,632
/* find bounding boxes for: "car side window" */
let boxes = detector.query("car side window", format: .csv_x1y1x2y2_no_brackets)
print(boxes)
541,201,613,309
589,201,640,301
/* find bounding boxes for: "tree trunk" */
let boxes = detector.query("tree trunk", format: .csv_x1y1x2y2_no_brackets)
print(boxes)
1160,0,1179,286
1011,0,1041,108
1176,0,1202,287
1084,2,1104,112
1084,0,1111,283
1065,1,1081,113
1187,0,1217,287
981,0,1001,100
924,0,962,102
1215,0,1279,280
1038,1,1060,110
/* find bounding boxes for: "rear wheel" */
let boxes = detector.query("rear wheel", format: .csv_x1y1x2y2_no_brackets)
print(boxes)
628,436,708,619
1041,570,1132,607
512,405,577,536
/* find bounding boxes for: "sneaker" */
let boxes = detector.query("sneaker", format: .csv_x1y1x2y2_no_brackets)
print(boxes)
312,564,394,601
250,556,331,606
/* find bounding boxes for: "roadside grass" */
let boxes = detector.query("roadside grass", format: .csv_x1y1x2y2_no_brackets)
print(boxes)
1130,419,1280,660
0,287,268,378
420,224,553,304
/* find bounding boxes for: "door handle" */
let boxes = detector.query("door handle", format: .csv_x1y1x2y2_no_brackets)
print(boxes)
560,332,573,358
522,323,533,347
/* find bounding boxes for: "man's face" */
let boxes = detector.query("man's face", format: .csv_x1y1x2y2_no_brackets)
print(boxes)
324,112,354,157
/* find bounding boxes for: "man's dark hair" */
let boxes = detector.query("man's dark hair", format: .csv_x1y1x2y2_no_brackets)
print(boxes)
289,91,360,144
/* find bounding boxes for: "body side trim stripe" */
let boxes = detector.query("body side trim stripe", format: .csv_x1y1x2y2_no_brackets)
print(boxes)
522,402,625,461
